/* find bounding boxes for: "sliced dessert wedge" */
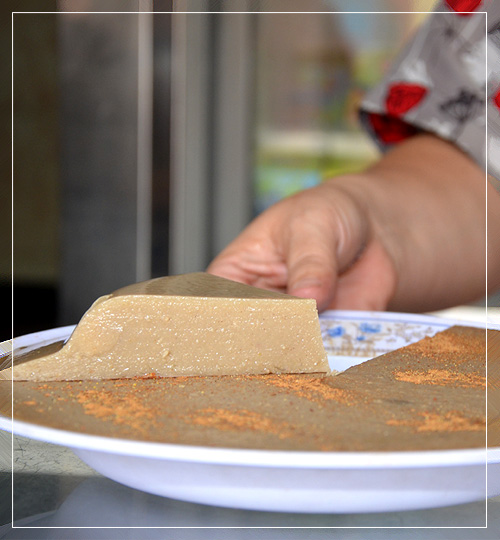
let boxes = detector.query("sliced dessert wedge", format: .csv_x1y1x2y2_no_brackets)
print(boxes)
3,273,329,381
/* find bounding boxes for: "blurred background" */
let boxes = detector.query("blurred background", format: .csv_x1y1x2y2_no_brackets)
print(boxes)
4,0,495,341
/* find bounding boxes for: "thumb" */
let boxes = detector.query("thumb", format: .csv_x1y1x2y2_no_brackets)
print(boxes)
285,224,339,312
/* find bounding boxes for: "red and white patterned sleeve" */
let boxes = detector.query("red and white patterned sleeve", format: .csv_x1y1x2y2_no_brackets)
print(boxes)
359,0,500,188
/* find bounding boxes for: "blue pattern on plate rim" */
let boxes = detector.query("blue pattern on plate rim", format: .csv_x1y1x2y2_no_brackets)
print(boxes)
319,311,453,358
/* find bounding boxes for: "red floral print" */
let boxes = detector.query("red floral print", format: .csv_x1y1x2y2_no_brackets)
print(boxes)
385,83,428,117
494,87,500,111
366,113,420,145
444,0,483,15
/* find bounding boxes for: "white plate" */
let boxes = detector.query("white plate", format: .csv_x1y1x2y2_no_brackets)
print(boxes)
1,310,498,514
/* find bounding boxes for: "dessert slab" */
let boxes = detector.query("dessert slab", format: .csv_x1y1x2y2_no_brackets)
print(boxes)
0,311,498,514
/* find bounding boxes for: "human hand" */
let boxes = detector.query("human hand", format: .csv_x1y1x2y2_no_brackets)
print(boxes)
208,134,495,313
207,176,397,312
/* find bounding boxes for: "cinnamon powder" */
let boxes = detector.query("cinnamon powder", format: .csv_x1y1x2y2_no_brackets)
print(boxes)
393,368,485,388
387,410,485,432
75,388,160,437
185,407,293,439
257,374,354,405
409,331,485,359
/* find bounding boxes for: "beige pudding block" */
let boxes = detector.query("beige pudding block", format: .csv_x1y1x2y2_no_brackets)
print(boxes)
3,273,330,381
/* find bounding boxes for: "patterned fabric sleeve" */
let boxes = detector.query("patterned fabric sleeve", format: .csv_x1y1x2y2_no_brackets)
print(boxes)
359,0,500,189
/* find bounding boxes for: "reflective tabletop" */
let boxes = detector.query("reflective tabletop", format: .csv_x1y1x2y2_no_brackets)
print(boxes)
1,432,500,538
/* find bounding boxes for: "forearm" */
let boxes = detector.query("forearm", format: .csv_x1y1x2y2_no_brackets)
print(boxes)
332,134,495,311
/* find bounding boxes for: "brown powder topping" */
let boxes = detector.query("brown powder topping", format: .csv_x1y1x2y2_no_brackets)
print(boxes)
387,410,485,433
185,407,293,439
257,374,355,405
75,389,160,437
409,330,485,361
393,368,485,388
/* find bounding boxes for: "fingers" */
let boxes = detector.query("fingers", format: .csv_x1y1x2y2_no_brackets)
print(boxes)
207,217,289,290
206,253,255,285
208,254,288,292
